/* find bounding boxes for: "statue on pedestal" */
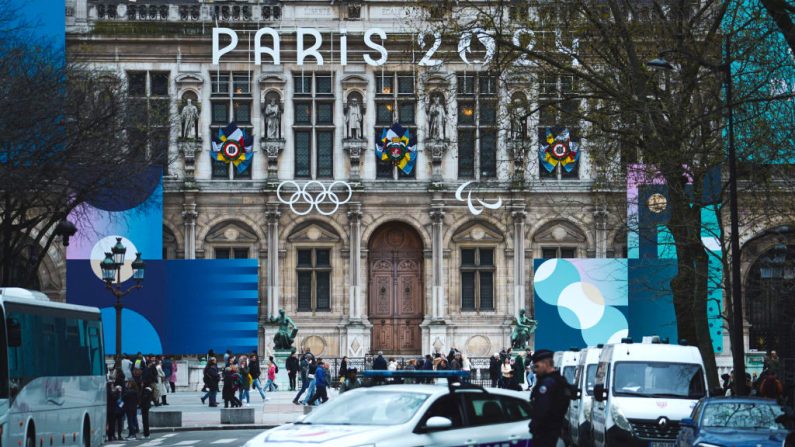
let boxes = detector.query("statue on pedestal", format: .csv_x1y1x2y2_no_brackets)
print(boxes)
428,94,447,141
270,308,298,350
511,309,537,350
264,98,282,140
180,98,199,140
345,96,363,139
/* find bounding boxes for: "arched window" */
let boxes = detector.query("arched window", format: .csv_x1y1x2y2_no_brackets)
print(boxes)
204,221,259,259
532,220,587,258
746,243,795,357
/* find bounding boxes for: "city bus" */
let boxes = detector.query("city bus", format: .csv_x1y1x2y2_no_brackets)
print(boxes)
0,288,106,447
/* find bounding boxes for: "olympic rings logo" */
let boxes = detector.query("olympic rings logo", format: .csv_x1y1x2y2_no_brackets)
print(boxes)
276,181,353,216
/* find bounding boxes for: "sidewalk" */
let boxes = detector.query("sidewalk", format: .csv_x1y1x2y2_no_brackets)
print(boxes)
149,388,331,431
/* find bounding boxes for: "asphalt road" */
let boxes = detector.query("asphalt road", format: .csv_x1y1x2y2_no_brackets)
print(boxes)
105,429,265,447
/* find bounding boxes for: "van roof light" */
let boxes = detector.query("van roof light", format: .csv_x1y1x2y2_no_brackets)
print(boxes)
620,337,633,344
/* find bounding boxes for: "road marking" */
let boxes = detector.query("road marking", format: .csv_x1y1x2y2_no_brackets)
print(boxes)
162,434,177,438
211,439,238,444
140,440,164,446
173,441,200,446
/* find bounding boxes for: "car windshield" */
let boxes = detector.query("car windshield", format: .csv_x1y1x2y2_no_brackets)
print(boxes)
585,365,597,396
612,362,706,399
300,390,430,426
701,402,786,429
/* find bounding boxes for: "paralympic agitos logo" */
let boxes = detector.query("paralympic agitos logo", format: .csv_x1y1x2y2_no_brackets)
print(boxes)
212,27,554,67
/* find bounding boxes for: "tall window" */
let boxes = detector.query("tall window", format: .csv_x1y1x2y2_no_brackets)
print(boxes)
296,248,331,312
293,73,334,179
375,72,416,179
461,248,495,311
539,73,579,179
541,247,577,258
457,73,498,179
126,71,169,166
214,247,250,259
211,72,253,179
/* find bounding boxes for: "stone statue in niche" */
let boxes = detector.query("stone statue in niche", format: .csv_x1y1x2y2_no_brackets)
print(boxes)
510,99,527,141
428,94,447,140
270,308,298,350
180,98,199,140
345,96,363,139
264,97,282,140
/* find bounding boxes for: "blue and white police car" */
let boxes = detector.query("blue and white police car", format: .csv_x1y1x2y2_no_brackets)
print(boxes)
243,371,533,447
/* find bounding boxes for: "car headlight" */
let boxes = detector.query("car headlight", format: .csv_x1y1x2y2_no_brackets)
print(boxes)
610,404,633,432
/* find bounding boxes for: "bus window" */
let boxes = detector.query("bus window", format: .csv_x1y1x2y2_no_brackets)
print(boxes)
87,321,104,375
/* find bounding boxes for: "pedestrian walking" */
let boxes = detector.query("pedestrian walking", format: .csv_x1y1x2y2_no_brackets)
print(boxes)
338,356,348,382
301,358,318,405
287,351,299,391
121,354,133,382
109,384,124,441
222,366,243,408
528,350,570,447
238,355,251,405
292,352,313,404
306,361,329,405
163,356,176,393
265,356,279,391
201,357,220,407
250,353,268,401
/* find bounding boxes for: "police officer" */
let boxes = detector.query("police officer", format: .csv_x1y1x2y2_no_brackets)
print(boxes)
529,349,569,447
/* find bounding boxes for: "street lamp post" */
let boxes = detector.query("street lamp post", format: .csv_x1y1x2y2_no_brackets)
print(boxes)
647,34,748,394
101,237,145,364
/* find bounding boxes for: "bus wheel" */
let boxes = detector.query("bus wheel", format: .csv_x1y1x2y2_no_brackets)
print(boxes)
82,418,91,447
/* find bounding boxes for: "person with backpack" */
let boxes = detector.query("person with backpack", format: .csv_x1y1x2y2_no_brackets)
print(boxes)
528,349,571,447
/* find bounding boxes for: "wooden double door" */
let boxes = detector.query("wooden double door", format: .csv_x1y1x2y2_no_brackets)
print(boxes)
368,223,423,355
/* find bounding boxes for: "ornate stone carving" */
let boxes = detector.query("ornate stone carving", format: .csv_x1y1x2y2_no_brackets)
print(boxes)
179,140,201,188
261,138,285,182
343,139,367,181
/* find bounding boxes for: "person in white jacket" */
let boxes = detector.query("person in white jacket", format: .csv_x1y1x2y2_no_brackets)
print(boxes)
156,359,169,405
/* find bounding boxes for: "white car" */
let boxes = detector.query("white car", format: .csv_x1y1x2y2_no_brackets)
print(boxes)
243,384,533,447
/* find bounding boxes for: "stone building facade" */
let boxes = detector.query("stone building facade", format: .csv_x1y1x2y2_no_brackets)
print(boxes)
66,0,662,358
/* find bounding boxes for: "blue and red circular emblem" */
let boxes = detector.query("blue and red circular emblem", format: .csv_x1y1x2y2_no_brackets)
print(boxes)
221,139,243,161
550,141,570,160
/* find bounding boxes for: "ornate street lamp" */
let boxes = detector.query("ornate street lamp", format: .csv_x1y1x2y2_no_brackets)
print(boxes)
102,238,144,363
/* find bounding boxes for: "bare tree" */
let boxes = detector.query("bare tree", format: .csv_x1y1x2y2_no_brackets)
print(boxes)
420,0,794,390
759,0,795,53
0,8,170,290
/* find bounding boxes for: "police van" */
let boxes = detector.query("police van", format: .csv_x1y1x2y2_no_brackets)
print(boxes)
590,337,707,447
556,348,581,385
566,345,603,447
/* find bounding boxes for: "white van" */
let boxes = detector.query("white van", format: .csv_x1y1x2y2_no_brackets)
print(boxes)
557,348,582,445
567,345,603,447
591,338,707,447
557,348,581,385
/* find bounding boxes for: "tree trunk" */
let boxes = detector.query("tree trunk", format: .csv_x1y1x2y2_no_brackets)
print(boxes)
667,186,720,390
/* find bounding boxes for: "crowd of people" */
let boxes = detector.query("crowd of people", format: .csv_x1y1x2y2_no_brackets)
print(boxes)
105,353,178,441
722,349,790,404
200,350,277,408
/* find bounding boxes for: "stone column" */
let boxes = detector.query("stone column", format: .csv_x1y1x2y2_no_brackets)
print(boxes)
593,205,609,258
266,203,281,319
430,205,445,320
511,203,527,317
181,203,197,259
347,203,362,320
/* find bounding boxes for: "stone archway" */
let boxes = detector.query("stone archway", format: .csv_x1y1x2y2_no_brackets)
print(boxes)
746,243,795,357
368,222,424,355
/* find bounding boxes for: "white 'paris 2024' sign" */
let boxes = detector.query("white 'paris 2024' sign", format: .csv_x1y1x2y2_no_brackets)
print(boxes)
212,27,554,67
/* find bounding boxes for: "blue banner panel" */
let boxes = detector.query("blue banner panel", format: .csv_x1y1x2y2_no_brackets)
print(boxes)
165,260,259,355
627,258,678,344
67,259,259,355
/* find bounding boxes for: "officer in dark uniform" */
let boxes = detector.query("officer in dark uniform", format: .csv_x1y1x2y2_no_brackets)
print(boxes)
529,349,570,447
